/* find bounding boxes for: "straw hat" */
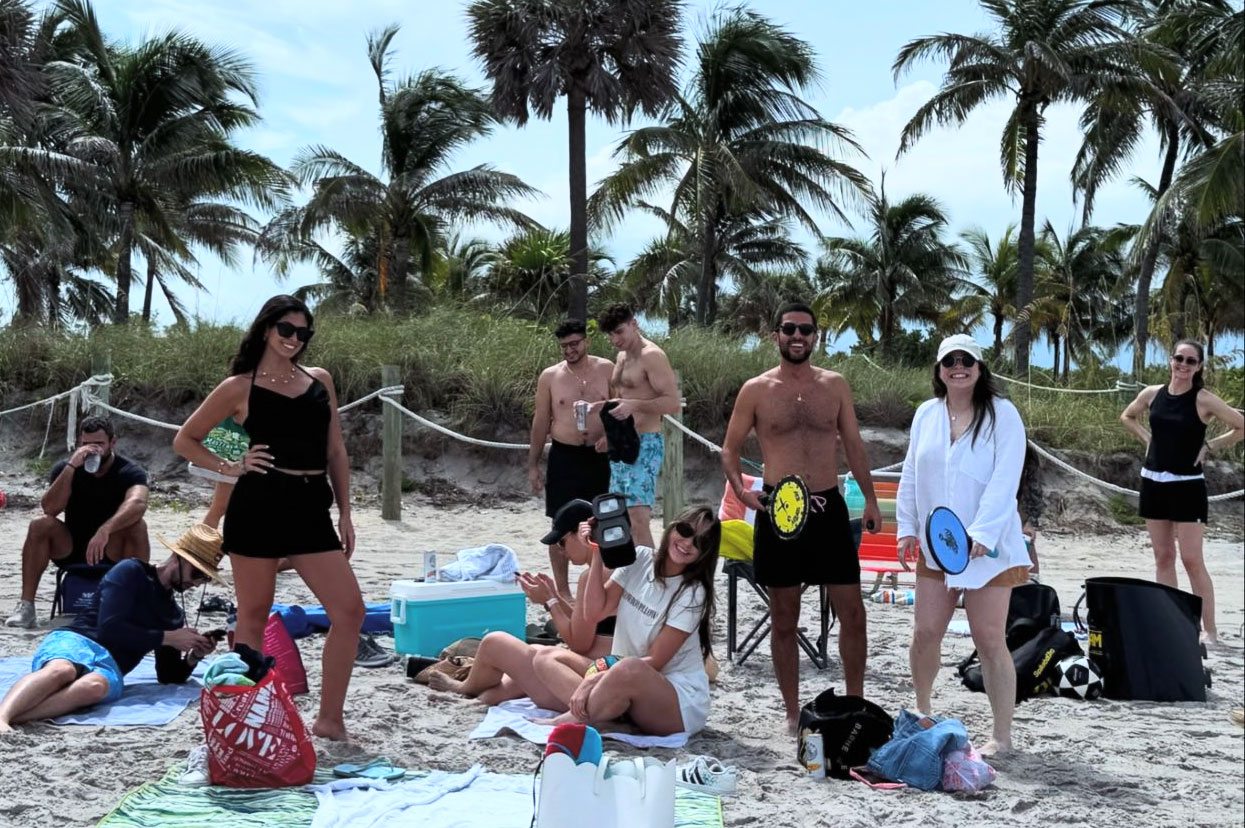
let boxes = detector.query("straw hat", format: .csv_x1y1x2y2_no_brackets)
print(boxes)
157,523,226,585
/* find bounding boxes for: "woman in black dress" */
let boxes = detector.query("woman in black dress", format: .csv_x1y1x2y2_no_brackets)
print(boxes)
175,295,363,740
1120,340,1243,645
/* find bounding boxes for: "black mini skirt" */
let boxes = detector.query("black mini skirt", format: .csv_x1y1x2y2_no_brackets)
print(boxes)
222,471,342,558
1138,476,1208,524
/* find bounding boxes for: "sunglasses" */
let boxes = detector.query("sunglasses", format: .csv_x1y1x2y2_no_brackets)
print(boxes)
940,353,977,369
1171,354,1200,366
779,322,817,336
558,337,586,351
274,321,314,343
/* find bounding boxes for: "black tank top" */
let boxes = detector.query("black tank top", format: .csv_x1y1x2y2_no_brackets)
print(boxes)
244,366,332,470
1144,385,1206,475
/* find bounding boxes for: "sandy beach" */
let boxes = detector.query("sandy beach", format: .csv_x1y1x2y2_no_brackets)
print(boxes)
0,494,1241,828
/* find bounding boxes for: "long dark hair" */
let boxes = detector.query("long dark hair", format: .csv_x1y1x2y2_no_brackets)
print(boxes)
932,358,1001,446
651,505,721,659
229,295,314,376
1173,339,1206,392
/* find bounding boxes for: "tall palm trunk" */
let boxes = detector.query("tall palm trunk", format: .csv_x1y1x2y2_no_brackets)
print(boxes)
1062,333,1071,379
142,256,157,322
1050,332,1060,383
1132,125,1180,376
113,201,136,324
1013,102,1040,372
566,85,588,321
993,311,1004,354
696,219,717,326
391,232,411,314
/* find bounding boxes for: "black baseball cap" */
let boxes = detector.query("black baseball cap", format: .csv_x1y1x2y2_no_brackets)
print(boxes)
540,499,595,546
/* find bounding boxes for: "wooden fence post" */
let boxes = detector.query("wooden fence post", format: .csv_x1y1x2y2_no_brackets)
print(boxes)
381,364,402,521
90,351,111,416
660,371,685,522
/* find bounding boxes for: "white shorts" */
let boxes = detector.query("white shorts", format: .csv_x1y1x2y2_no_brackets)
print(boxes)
665,669,711,735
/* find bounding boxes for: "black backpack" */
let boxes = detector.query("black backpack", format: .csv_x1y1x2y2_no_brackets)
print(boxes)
797,689,893,779
1002,582,1061,649
958,625,1083,702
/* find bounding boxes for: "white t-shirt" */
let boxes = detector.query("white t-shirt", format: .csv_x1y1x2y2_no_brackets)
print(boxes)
609,546,706,678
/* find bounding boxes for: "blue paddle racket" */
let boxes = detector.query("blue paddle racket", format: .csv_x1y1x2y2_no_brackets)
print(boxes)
923,506,999,575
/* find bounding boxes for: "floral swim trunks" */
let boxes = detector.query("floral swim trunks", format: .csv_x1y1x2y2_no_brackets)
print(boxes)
608,433,665,508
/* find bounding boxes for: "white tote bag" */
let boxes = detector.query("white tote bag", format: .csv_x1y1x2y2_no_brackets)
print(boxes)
535,752,675,828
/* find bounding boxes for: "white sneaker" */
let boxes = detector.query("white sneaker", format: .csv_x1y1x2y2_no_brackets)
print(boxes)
5,601,36,629
675,755,738,795
179,744,210,786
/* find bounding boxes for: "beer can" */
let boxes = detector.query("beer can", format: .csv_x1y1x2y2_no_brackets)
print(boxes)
423,550,437,582
800,730,826,779
573,400,590,432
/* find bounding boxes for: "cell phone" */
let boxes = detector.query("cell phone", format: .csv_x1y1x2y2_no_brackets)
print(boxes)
205,628,227,641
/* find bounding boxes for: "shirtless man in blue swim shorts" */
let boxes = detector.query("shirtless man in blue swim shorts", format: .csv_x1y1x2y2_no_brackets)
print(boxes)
595,304,681,549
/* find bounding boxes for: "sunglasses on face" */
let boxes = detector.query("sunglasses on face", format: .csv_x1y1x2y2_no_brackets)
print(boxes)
779,322,816,336
274,321,314,343
940,353,977,369
558,338,586,351
1171,354,1199,366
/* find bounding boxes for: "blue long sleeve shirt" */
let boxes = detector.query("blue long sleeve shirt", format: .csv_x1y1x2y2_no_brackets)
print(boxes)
68,559,188,679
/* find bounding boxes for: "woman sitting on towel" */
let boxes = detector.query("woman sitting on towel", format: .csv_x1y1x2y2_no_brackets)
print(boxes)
896,334,1030,757
427,500,615,705
531,506,721,737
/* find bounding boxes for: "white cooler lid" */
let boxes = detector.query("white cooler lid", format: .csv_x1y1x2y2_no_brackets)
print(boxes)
391,579,521,601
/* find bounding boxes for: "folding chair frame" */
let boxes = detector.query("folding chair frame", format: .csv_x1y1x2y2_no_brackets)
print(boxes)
724,559,836,670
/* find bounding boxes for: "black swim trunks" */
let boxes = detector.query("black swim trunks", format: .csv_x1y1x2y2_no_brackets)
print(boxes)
753,486,859,588
545,440,611,518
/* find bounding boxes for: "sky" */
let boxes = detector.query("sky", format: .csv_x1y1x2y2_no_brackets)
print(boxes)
6,0,1241,368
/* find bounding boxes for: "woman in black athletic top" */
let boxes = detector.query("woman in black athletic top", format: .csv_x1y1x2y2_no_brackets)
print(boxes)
1121,340,1244,644
175,295,364,740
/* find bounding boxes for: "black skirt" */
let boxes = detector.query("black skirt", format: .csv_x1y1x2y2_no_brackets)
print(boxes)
1137,476,1208,524
222,471,342,558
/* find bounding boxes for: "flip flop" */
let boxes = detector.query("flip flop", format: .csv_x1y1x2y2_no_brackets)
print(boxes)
333,757,406,781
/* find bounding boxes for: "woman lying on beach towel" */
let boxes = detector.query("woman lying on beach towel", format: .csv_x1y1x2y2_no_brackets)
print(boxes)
530,506,721,737
427,500,615,706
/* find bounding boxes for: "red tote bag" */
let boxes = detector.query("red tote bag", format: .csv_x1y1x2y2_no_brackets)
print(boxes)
201,669,316,788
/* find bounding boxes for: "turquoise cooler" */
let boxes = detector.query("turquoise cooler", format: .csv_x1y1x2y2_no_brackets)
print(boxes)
390,579,526,657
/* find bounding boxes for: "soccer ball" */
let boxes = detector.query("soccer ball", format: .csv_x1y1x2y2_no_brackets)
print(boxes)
1056,655,1104,700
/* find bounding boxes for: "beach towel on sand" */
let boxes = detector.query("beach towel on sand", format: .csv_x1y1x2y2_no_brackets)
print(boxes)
470,698,690,749
97,762,723,828
0,655,205,727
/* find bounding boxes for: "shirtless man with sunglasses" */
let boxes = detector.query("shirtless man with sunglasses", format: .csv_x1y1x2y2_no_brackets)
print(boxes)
722,301,882,733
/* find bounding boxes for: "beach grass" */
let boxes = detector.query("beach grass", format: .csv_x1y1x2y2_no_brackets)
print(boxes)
0,309,1240,458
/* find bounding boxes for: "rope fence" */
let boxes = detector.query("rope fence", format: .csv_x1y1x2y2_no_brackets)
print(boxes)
3,369,1240,510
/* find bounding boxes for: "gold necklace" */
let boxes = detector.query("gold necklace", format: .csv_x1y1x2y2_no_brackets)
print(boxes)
567,362,591,388
259,366,297,385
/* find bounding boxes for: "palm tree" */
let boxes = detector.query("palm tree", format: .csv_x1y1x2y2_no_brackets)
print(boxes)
485,227,614,321
466,0,683,321
894,0,1140,372
591,8,867,326
1074,0,1230,374
24,0,289,324
816,184,968,361
618,206,807,330
433,231,496,300
956,225,1019,355
261,27,538,315
1034,220,1132,380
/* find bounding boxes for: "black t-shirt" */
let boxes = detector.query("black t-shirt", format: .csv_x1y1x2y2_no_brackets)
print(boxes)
49,454,148,552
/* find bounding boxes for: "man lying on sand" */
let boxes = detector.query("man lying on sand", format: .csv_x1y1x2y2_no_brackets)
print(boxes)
0,526,223,732
428,500,614,706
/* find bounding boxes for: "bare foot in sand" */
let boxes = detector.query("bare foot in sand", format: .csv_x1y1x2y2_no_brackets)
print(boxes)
532,712,576,727
979,739,1013,758
312,718,349,741
1200,630,1219,647
0,720,13,735
426,671,465,694
787,717,800,737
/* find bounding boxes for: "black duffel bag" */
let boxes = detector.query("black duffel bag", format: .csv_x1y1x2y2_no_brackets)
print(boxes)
797,688,893,779
1074,577,1208,702
958,625,1082,702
